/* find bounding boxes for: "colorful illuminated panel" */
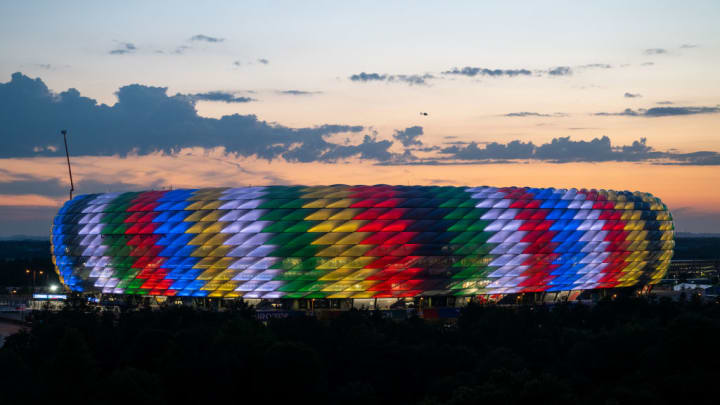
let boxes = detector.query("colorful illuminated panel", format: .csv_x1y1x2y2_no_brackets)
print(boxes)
51,186,674,298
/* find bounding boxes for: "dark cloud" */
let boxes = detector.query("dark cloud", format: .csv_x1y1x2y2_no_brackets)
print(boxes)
185,91,254,103
431,136,720,166
277,90,322,96
595,106,720,117
442,67,532,77
644,48,667,55
349,72,434,85
624,92,642,98
189,34,224,43
503,112,567,118
392,126,423,147
257,58,269,65
109,42,136,55
547,66,572,76
0,72,393,163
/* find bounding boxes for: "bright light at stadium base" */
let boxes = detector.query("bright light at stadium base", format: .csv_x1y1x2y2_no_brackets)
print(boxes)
50,185,674,299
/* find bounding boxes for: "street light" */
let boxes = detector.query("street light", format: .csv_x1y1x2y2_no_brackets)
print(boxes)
50,284,59,292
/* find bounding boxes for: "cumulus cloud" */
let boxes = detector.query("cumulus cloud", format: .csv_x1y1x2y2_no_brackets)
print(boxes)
392,126,423,147
442,67,532,77
185,91,254,103
349,72,434,85
0,72,397,163
644,48,667,55
624,92,642,98
109,42,136,55
189,34,224,43
595,106,720,117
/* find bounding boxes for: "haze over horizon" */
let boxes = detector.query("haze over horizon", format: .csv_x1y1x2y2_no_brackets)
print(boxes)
1,1,719,236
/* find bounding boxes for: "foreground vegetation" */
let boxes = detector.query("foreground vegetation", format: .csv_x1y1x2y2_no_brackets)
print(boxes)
1,296,719,404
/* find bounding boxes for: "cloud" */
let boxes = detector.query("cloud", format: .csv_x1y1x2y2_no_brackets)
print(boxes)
173,45,191,55
624,92,642,98
595,105,720,117
680,44,698,49
547,66,572,76
349,72,434,85
442,67,532,77
257,58,269,65
189,34,224,43
644,48,667,55
503,112,567,118
431,136,720,165
0,72,398,163
641,62,655,66
277,90,322,96
109,42,136,55
185,91,255,103
392,126,423,147
656,101,673,105
578,63,612,69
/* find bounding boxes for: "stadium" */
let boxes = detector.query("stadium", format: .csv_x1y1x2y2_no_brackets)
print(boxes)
51,185,674,307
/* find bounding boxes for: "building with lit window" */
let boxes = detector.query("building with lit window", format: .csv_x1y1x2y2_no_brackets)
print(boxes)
51,185,674,301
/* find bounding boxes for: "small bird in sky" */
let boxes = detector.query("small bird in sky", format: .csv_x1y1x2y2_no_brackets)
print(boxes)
420,112,429,116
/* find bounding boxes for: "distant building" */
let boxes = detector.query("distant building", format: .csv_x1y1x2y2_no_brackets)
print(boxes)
51,185,674,302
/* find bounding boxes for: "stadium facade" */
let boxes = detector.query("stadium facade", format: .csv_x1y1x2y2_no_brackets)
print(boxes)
51,185,674,301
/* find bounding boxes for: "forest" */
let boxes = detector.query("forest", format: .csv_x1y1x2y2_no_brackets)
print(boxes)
1,295,718,404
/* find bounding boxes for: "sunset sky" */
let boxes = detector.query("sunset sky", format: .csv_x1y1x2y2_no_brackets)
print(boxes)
1,1,719,236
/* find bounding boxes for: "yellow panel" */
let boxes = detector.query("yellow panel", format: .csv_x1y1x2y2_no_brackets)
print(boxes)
340,244,375,257
332,220,368,232
308,221,341,232
189,233,214,245
201,222,228,233
635,221,645,231
224,291,243,298
327,198,357,208
329,208,364,220
208,291,226,298
630,211,642,220
213,269,239,280
200,210,225,221
327,291,355,298
184,210,211,222
322,280,355,291
336,232,372,244
341,256,377,269
623,221,636,231
316,257,352,269
209,257,235,269
302,199,334,208
206,233,231,245
198,269,222,281
194,256,220,269
312,233,348,245
200,201,223,210
324,191,353,199
218,281,240,291
620,211,632,220
191,245,217,257
320,270,357,281
626,231,639,241
185,200,207,210
342,268,380,281
305,209,339,220
208,245,234,257
317,245,351,257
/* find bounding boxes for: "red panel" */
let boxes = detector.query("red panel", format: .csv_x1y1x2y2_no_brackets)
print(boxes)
377,208,408,220
381,219,414,232
353,208,389,220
